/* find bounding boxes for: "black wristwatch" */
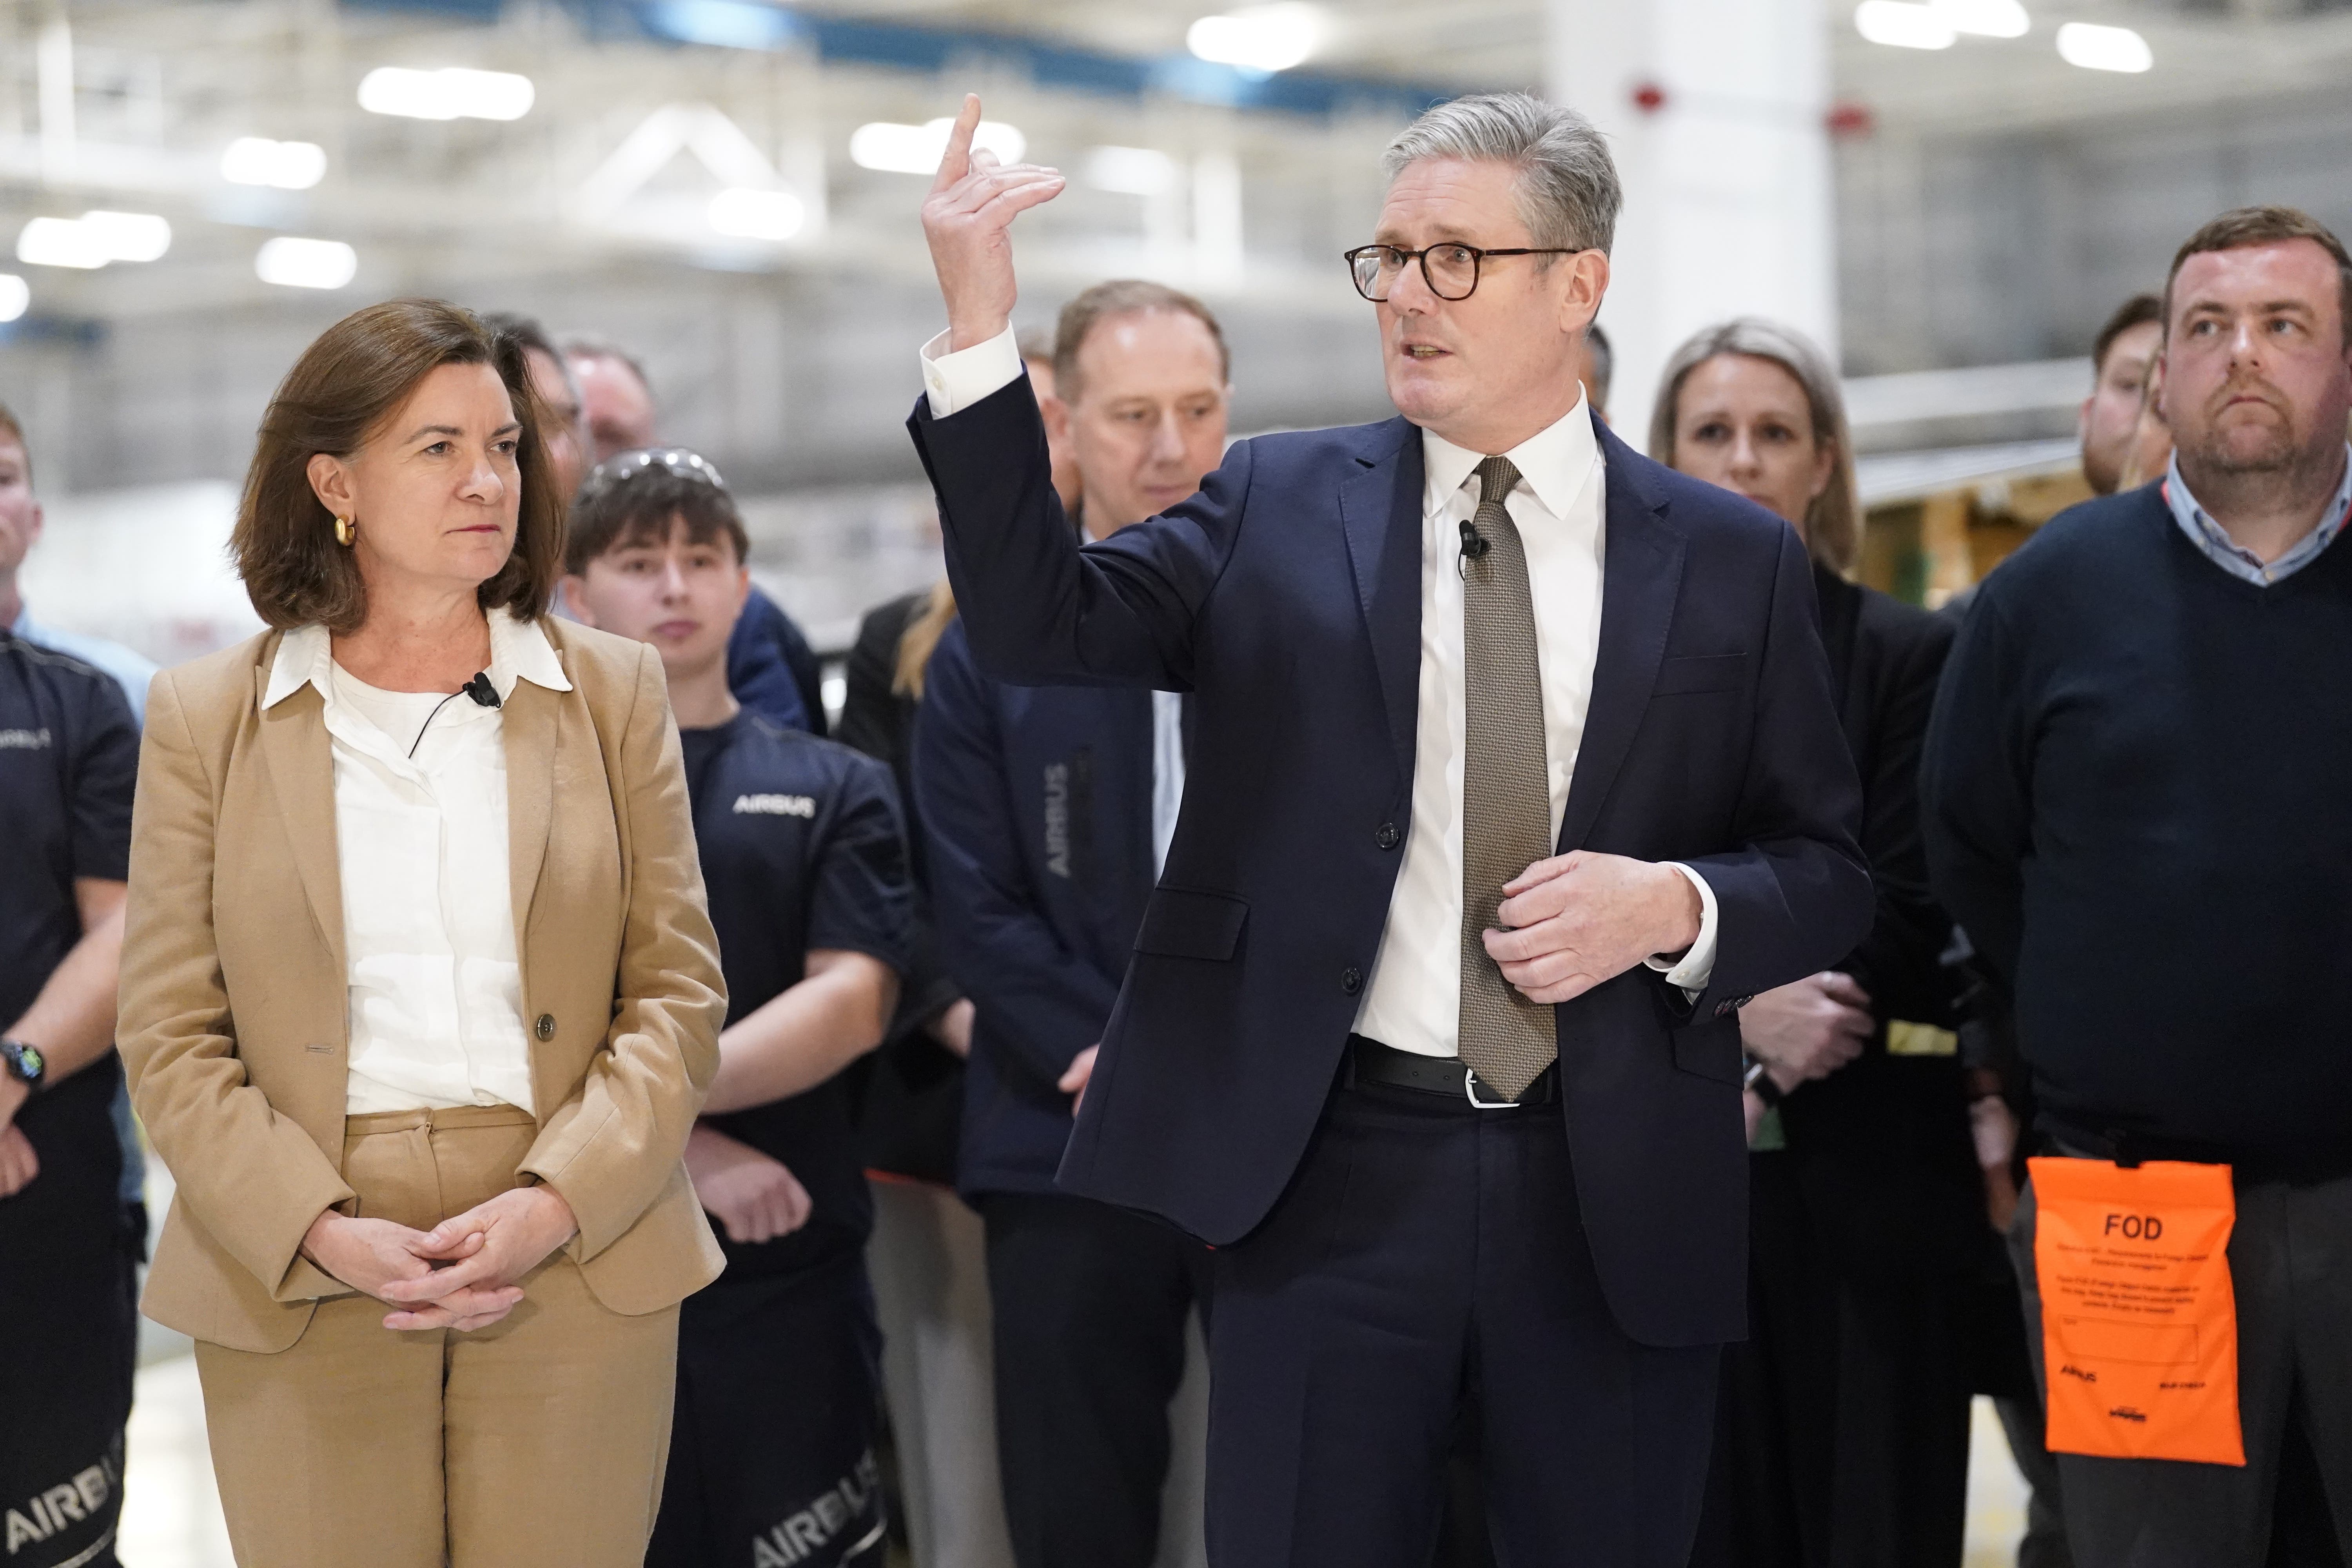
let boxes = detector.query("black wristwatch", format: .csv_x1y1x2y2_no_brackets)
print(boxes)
0,1039,46,1094
1741,1055,1783,1109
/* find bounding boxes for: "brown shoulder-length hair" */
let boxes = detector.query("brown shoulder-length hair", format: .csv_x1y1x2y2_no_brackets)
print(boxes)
234,298,565,632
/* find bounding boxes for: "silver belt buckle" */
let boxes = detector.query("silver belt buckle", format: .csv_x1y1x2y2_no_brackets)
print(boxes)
1464,1066,1519,1109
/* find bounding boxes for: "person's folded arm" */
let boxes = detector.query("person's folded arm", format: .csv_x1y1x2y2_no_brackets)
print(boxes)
906,339,1252,694
1920,592,2031,987
913,632,1120,1090
1676,526,1875,1022
519,644,729,1262
116,670,356,1299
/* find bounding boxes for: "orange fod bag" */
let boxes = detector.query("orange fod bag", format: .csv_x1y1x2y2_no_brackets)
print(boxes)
2028,1156,2244,1466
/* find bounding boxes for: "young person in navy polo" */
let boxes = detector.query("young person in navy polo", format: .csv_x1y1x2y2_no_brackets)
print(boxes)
562,448,912,1568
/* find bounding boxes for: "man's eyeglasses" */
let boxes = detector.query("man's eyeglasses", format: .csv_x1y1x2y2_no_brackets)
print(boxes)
1343,243,1588,303
577,446,728,505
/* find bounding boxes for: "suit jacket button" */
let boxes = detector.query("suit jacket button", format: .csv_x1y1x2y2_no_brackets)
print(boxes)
1376,822,1400,851
534,1014,555,1041
1340,967,1363,995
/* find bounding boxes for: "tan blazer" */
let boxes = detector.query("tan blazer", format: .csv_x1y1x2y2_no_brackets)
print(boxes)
118,618,728,1353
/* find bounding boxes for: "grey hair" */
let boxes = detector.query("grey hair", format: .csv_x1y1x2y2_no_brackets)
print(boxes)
1381,92,1622,256
1648,318,1861,577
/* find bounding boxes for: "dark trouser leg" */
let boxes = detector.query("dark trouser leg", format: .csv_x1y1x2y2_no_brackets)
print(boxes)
1472,1102,1720,1568
1204,1083,1478,1568
1205,1083,1719,1568
648,1257,889,1568
1688,1152,1834,1568
0,1063,135,1568
1996,1391,2076,1568
2010,1172,2296,1566
983,1191,1206,1568
2280,1174,2352,1562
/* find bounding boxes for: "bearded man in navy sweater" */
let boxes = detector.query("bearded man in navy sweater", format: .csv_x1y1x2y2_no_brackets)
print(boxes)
1924,205,2352,1565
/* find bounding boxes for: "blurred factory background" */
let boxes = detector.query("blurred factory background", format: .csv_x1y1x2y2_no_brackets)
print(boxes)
14,4,2352,1564
8,0,2352,674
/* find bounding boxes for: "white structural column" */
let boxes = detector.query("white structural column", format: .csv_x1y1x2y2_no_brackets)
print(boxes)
1547,0,1837,439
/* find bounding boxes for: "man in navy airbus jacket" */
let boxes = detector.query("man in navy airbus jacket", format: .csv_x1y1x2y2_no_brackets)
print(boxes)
913,281,1231,1568
906,93,1871,1566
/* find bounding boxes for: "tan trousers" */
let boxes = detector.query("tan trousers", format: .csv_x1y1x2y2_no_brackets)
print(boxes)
193,1105,680,1568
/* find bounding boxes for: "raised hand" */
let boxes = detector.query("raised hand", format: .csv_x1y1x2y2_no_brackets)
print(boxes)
921,94,1067,351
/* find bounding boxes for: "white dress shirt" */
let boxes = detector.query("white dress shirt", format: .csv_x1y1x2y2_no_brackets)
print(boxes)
921,327,1718,1060
262,612,573,1114
1151,689,1186,877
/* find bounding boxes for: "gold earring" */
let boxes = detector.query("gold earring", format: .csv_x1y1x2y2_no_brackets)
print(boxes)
334,515,354,547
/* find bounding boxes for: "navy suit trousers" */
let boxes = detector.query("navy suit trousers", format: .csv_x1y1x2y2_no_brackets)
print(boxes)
1206,1077,1720,1568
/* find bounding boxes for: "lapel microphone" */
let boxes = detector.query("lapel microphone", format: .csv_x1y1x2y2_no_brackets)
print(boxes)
462,672,501,710
1459,518,1493,561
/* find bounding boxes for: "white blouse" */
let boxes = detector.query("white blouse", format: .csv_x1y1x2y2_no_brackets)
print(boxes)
261,614,573,1115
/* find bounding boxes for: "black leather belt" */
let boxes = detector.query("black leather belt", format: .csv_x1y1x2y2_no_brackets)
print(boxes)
1347,1034,1557,1108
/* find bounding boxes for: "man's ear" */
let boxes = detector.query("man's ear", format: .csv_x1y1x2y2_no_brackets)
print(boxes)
558,574,597,628
307,451,356,521
1041,390,1072,448
1558,249,1611,336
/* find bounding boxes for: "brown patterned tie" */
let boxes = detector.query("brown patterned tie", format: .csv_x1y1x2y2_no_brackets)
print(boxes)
1458,456,1558,1100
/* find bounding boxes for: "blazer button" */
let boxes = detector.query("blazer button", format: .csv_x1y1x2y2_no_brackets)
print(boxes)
1340,967,1363,995
534,1014,555,1041
1375,822,1400,851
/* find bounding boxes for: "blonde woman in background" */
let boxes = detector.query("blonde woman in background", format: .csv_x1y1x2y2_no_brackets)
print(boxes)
1654,319,2004,1568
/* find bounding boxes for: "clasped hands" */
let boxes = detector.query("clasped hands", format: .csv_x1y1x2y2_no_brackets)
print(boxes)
1479,851,1702,1006
300,1185,578,1334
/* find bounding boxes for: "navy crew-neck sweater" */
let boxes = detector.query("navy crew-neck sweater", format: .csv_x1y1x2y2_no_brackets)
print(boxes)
1922,484,2352,1180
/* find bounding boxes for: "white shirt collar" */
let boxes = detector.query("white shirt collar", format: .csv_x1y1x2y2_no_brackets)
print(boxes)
263,611,572,710
1419,390,1600,520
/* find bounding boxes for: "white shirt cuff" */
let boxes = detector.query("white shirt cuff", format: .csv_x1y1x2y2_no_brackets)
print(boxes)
920,326,1025,419
1644,863,1719,995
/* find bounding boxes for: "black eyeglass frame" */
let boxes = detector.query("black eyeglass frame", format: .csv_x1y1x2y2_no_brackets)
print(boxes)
1342,243,1589,303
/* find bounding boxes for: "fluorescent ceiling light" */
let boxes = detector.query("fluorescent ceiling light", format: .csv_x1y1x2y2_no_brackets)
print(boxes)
708,187,805,241
358,66,535,122
1187,4,1319,73
849,118,1025,175
256,236,358,289
221,137,328,190
1086,146,1178,196
2056,22,2151,72
1855,0,1955,49
0,275,26,323
80,211,172,262
17,219,106,269
1930,0,2027,38
17,211,171,269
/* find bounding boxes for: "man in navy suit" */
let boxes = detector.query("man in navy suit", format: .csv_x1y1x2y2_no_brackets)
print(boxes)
914,279,1232,1568
907,91,1872,1566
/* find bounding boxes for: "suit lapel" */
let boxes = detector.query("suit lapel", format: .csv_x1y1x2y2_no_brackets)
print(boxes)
1338,419,1426,783
1559,424,1687,852
503,677,558,946
253,657,348,975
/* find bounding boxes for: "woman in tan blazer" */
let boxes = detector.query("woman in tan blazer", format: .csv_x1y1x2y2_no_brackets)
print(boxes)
116,298,728,1568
